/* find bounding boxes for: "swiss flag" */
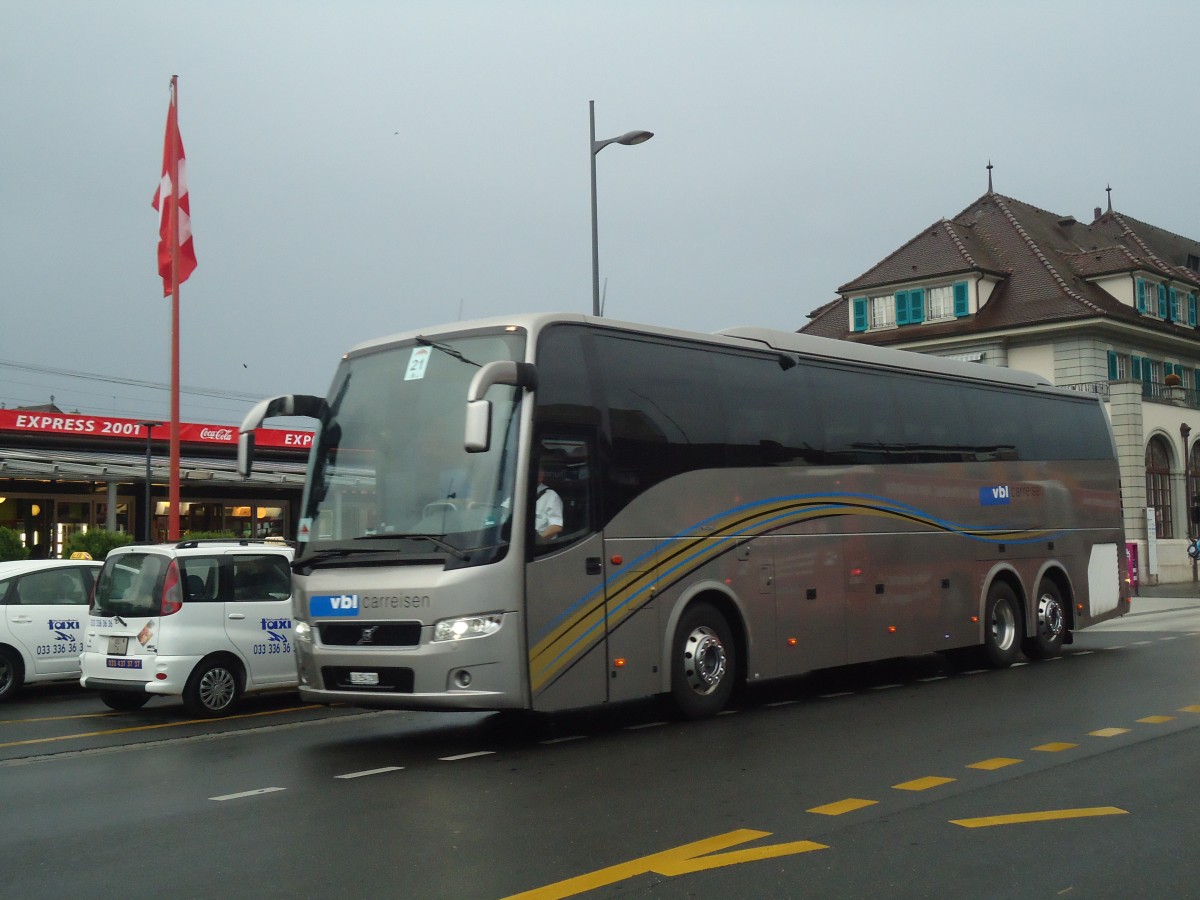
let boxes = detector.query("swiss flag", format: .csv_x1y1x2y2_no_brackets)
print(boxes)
152,80,197,296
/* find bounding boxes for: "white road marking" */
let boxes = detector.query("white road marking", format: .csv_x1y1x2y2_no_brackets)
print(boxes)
335,766,404,779
439,751,495,761
210,787,285,801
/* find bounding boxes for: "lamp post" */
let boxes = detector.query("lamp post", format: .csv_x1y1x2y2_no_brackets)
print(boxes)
590,100,653,317
140,421,162,542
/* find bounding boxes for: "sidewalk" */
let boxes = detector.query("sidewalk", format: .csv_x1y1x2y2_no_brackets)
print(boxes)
1133,579,1200,599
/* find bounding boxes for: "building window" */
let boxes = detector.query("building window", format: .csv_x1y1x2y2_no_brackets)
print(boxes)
869,295,895,329
1145,436,1174,539
927,285,954,320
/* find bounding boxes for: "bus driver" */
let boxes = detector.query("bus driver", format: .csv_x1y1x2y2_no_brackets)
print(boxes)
535,459,563,543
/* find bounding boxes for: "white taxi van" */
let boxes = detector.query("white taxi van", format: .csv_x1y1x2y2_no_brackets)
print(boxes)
80,539,296,717
0,558,102,701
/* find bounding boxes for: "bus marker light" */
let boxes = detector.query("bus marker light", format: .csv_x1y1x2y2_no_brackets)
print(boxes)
970,616,979,623
887,626,897,634
787,637,797,646
613,658,626,668
610,555,623,565
849,567,863,577
156,672,167,680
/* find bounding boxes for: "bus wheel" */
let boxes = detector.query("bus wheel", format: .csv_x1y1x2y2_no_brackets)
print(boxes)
670,602,736,719
99,691,151,712
184,657,243,717
979,581,1022,668
0,647,23,703
1021,580,1067,659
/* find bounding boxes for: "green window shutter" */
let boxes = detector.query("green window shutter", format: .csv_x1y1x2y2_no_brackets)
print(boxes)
894,290,910,325
1189,293,1197,326
1131,355,1142,380
1107,351,1118,381
952,281,969,317
909,288,925,323
1136,278,1147,313
1157,284,1168,319
852,297,868,332
1169,287,1179,322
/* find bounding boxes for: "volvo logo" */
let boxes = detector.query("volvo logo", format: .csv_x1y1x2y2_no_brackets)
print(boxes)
357,626,380,645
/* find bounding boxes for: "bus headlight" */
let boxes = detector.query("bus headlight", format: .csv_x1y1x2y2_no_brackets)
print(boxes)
433,614,503,642
294,621,313,643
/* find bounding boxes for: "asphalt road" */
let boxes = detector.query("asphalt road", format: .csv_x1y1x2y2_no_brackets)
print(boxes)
2,595,1198,899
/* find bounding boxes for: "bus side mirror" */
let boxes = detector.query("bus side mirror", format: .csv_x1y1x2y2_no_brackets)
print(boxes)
238,394,327,477
465,361,538,453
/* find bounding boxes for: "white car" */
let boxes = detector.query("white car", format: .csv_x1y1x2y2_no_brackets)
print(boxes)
0,558,103,702
80,539,296,717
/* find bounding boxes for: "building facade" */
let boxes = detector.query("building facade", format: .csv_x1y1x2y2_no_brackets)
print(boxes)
0,407,311,557
801,188,1200,584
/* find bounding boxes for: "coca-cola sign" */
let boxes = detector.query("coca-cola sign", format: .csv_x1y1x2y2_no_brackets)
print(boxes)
198,427,235,442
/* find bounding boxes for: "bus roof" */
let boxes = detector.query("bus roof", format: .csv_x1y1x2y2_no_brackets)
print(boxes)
347,312,1053,391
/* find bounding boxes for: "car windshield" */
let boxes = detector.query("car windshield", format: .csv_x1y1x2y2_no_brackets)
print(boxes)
298,329,526,568
93,554,167,617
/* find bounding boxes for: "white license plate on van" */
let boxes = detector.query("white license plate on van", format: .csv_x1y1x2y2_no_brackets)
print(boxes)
108,636,129,655
349,671,379,686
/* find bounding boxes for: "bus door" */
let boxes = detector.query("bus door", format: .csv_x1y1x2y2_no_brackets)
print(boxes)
525,437,609,712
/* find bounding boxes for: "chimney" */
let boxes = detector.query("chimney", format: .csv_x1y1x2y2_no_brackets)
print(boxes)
1094,206,1103,220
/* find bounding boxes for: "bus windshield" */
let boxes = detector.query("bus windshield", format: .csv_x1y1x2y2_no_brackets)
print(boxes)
298,329,526,568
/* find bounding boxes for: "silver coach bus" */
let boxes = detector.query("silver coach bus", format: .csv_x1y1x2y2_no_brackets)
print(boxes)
238,313,1128,719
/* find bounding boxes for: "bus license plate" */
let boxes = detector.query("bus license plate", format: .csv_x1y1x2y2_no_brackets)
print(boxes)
349,671,379,686
108,636,129,655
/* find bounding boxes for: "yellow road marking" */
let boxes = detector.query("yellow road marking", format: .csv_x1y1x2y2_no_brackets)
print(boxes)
1179,705,1200,713
1089,727,1131,737
0,711,122,725
1137,716,1174,724
502,829,827,899
1032,742,1077,752
807,798,877,815
0,705,321,749
893,776,955,791
967,757,1022,771
951,807,1127,828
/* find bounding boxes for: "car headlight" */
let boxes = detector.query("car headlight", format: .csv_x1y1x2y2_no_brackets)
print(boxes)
294,621,313,643
433,614,503,642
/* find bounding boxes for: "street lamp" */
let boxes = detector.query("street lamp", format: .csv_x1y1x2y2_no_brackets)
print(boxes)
590,100,653,317
140,421,162,542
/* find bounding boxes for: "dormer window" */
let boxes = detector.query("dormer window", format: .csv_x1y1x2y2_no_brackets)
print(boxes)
850,280,970,332
1136,277,1197,325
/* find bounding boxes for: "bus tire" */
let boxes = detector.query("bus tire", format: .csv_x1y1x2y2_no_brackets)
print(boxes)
99,690,151,712
183,656,243,717
670,602,736,720
979,581,1022,668
1021,579,1067,659
0,646,23,703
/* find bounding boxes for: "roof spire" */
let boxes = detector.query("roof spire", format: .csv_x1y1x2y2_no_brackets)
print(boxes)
1106,183,1112,212
987,159,993,193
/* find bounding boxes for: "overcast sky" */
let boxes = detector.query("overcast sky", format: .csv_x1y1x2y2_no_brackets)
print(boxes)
3,0,1198,425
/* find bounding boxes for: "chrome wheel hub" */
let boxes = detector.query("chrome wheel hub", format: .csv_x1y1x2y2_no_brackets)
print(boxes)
683,626,727,696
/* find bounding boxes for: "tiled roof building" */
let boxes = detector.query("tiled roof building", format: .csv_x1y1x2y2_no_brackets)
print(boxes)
800,187,1200,584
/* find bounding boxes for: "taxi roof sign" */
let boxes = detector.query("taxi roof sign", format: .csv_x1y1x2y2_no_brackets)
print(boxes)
69,551,93,560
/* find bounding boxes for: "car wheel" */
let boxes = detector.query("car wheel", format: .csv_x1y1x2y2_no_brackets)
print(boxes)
99,690,151,711
183,657,243,717
0,646,23,703
1021,579,1068,659
979,581,1023,668
670,602,736,719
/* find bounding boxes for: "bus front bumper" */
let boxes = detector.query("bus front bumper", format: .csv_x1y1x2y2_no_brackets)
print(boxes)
294,616,526,711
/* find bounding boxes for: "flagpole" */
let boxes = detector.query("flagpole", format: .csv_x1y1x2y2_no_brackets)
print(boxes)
168,75,182,541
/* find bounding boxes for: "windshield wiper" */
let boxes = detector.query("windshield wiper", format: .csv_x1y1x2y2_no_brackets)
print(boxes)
355,533,469,561
415,336,482,368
